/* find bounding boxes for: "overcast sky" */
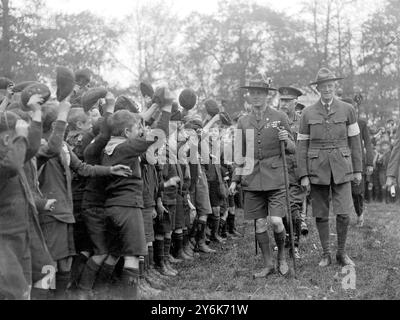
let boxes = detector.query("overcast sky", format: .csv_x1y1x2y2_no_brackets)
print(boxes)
41,0,382,19
31,0,382,88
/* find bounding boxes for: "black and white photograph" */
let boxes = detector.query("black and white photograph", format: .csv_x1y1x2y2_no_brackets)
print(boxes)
1,0,400,304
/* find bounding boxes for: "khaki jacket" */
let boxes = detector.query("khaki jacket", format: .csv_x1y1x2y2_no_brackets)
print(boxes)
296,98,363,185
232,106,295,191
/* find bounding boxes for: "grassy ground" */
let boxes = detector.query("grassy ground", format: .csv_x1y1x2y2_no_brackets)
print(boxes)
151,202,400,300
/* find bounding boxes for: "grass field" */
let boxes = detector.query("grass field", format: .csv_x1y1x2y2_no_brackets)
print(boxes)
152,202,400,300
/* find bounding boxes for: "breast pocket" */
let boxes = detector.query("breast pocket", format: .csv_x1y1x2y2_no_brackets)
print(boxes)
307,149,320,175
308,119,324,140
332,117,347,139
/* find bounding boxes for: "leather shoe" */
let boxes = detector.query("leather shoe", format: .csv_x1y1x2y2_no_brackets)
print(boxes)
318,254,332,267
336,253,355,267
253,266,275,279
198,243,216,254
277,260,289,276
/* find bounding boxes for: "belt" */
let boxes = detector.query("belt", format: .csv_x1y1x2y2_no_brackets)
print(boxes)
309,139,348,149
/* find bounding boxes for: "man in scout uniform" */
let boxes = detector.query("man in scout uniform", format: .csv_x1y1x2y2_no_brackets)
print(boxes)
229,74,296,278
278,87,309,259
296,68,363,267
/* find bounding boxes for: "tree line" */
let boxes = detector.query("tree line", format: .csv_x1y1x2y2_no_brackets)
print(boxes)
1,0,399,118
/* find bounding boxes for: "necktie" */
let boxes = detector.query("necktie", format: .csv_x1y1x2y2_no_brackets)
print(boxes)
325,104,330,114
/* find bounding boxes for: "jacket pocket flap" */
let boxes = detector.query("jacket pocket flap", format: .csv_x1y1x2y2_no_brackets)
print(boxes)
307,150,319,158
308,119,323,125
341,149,351,157
333,117,347,124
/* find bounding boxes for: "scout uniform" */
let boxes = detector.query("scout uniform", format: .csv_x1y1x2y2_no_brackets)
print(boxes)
296,68,363,267
233,75,296,277
278,87,308,255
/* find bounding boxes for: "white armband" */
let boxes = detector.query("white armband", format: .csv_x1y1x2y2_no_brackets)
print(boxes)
348,123,360,137
297,133,310,141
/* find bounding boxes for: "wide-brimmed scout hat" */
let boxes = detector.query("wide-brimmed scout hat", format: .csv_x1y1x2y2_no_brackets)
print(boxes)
75,69,91,86
179,89,197,110
310,68,344,86
278,87,303,100
56,66,75,102
204,99,220,117
20,83,51,111
0,77,13,90
115,95,139,113
240,74,277,91
81,87,108,112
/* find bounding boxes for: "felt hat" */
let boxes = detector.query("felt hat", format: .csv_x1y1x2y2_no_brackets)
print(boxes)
12,81,37,93
204,99,220,116
56,66,75,102
240,74,277,91
278,87,303,100
310,68,344,86
75,69,91,86
179,89,197,110
140,82,154,99
0,77,13,90
20,83,51,111
81,87,107,112
152,87,174,107
115,95,139,113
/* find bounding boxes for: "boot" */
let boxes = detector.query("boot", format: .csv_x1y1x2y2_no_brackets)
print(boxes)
182,229,195,257
164,238,179,274
210,216,225,243
274,230,289,276
120,268,139,300
219,219,228,240
174,232,194,261
154,239,176,277
227,213,242,238
70,253,88,289
253,231,275,279
316,217,331,267
138,259,161,298
336,215,355,266
196,221,216,254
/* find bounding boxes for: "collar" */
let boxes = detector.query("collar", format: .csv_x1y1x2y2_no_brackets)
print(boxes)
105,136,127,156
320,98,334,107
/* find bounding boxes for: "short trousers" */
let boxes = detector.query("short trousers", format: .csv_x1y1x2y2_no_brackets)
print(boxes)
82,207,108,256
310,182,354,218
40,218,76,261
105,206,148,257
154,205,176,235
243,189,287,220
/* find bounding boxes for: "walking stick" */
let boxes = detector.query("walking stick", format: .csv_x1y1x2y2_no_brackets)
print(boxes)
280,140,297,278
255,221,258,255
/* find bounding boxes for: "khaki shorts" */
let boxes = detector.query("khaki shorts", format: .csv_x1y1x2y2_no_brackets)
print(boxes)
243,189,287,220
310,182,354,218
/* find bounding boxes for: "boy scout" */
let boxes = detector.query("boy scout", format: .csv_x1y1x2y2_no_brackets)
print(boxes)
297,68,363,267
278,87,309,259
229,74,296,278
